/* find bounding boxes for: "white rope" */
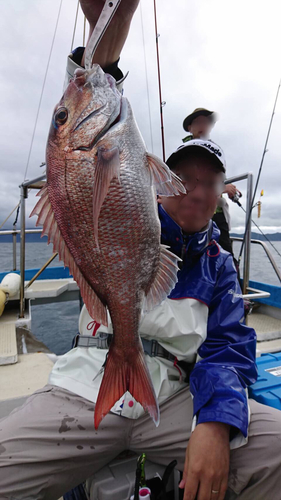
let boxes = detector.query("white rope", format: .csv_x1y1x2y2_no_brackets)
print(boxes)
23,0,64,181
71,0,80,52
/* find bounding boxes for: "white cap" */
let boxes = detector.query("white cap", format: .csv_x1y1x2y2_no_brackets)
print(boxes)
166,138,226,173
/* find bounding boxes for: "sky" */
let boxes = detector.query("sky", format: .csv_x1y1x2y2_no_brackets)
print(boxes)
1,0,281,235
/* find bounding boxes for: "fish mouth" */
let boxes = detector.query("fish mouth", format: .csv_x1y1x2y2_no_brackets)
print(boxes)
73,104,107,132
75,97,127,152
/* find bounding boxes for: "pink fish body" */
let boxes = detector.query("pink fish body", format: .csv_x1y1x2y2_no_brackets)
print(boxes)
31,65,185,428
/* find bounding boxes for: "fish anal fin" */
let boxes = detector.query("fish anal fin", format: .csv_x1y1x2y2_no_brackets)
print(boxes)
94,345,159,429
143,245,181,312
93,146,120,247
146,152,186,196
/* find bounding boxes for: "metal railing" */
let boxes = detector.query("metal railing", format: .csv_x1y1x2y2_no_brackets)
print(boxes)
19,175,46,317
0,229,42,272
1,170,280,316
232,237,281,284
225,172,253,294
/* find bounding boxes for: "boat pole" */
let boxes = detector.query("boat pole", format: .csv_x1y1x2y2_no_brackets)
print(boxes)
19,185,27,318
25,253,58,289
243,173,253,294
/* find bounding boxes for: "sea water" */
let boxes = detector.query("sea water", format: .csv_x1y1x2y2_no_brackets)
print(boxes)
0,240,280,355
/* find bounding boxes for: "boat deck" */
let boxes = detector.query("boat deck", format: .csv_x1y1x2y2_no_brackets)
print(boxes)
249,310,281,354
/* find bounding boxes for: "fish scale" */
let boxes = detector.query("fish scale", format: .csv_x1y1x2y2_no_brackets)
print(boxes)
31,64,185,429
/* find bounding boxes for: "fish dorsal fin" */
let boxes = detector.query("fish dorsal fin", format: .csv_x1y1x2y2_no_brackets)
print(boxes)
146,152,186,196
30,186,108,326
143,244,181,312
93,146,120,248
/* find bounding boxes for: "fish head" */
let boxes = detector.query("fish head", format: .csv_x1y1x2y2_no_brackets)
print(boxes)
47,64,122,166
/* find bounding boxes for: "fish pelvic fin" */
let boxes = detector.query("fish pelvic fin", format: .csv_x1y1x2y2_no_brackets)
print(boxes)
93,146,121,248
146,152,186,196
30,185,108,326
143,245,181,312
94,343,159,429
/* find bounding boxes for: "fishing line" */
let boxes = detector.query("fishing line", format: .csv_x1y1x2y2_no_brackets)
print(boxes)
235,200,281,259
140,2,154,153
238,78,281,264
23,0,63,182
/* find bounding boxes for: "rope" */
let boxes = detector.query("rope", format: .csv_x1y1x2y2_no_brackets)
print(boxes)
13,205,21,227
23,0,63,181
140,2,154,153
71,0,80,52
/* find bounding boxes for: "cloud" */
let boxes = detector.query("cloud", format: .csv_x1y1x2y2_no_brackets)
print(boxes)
1,0,281,235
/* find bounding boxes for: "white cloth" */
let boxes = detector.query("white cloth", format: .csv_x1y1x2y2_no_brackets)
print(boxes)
49,298,208,419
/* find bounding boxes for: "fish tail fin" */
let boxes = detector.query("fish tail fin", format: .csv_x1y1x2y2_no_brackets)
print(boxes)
94,344,159,429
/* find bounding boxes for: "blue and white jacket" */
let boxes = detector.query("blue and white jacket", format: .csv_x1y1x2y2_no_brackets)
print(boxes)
159,204,257,438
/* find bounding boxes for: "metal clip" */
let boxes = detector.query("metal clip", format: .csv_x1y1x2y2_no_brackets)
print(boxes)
142,338,158,357
84,0,122,70
96,332,109,349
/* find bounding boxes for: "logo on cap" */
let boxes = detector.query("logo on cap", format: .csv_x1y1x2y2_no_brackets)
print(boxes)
202,142,222,157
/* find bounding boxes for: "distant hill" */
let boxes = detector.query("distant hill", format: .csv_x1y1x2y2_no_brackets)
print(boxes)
1,229,281,242
230,232,281,241
0,231,47,243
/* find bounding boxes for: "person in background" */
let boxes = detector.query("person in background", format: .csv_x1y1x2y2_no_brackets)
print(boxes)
183,107,238,256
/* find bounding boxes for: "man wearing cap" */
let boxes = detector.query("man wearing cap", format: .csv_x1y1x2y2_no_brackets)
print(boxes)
1,3,281,500
182,107,217,141
183,108,238,257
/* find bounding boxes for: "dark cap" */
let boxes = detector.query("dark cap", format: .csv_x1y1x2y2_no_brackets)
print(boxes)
166,138,226,173
183,108,217,131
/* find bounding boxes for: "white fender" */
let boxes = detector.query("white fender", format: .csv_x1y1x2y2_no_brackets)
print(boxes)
0,273,21,297
0,289,7,317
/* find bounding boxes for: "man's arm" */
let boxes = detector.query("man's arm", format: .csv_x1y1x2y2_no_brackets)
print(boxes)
190,254,257,435
79,0,140,68
180,255,257,500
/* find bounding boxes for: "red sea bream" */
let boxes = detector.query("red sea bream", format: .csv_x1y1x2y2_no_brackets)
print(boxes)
31,65,185,428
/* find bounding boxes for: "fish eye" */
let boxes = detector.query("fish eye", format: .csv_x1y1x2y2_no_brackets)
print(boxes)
54,107,68,126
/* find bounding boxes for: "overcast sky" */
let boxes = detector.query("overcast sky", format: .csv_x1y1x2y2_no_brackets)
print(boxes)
1,0,281,235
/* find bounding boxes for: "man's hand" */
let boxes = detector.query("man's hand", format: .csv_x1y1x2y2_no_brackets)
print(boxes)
179,422,230,500
224,184,237,200
80,0,140,68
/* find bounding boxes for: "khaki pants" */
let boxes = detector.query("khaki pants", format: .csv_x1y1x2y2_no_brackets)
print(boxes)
0,385,280,500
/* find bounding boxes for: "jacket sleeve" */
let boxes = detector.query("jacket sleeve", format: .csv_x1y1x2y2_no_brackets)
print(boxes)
189,254,257,437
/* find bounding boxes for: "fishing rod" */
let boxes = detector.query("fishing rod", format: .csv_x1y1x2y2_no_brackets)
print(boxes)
238,78,281,264
153,0,166,162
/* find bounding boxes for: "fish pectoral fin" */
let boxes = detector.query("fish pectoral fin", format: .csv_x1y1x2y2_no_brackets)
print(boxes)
146,152,186,196
143,245,181,312
93,146,121,247
94,344,159,429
